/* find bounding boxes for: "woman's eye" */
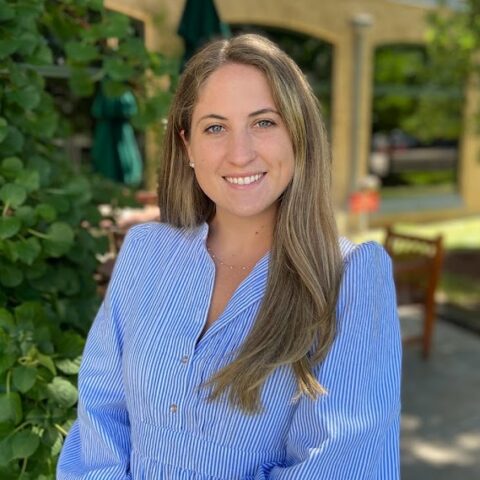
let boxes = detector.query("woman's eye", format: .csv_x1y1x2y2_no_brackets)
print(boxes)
205,125,224,134
256,119,275,128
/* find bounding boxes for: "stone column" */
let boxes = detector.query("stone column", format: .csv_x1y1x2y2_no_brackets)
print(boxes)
350,13,374,196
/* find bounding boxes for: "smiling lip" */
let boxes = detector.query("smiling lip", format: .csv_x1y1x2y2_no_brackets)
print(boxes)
223,172,266,186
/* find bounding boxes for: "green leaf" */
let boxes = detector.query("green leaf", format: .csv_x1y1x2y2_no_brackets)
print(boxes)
0,4,15,22
0,436,13,466
55,332,85,358
0,183,27,207
0,353,16,375
65,41,99,63
25,407,45,423
102,13,131,38
17,31,39,57
46,195,70,213
37,352,56,375
64,176,91,196
32,106,58,139
1,238,19,262
25,260,46,280
50,430,63,457
15,169,40,192
56,265,81,295
11,430,40,459
104,57,134,82
9,61,29,86
1,156,23,176
103,78,128,97
12,366,37,393
46,377,78,408
119,38,148,63
0,117,7,142
16,205,36,226
26,155,51,186
9,84,42,110
0,392,23,424
0,289,6,306
0,264,23,287
87,0,104,11
0,216,21,239
43,222,75,257
0,308,15,329
0,39,19,59
29,41,54,65
14,1,43,23
1,126,24,155
69,68,94,97
42,425,59,446
56,356,81,375
16,237,41,265
15,301,44,324
35,203,57,222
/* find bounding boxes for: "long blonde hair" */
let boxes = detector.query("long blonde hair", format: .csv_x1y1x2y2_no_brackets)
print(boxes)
158,34,343,413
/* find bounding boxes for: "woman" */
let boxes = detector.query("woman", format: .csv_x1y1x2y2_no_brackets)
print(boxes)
58,34,401,479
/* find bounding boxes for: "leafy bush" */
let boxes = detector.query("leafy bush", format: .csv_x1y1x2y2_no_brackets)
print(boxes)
0,0,174,477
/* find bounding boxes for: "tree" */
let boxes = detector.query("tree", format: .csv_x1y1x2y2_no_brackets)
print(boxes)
403,0,478,141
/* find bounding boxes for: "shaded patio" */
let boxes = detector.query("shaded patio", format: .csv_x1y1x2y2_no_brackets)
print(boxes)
400,310,480,479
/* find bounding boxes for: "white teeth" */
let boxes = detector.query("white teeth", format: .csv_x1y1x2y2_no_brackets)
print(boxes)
225,173,264,185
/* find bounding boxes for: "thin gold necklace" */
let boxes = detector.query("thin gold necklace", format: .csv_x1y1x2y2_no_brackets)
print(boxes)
207,246,249,271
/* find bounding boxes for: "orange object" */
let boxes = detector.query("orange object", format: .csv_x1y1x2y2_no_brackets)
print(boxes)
349,191,380,213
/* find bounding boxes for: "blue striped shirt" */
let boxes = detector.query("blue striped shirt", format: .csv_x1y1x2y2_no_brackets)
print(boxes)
57,221,401,479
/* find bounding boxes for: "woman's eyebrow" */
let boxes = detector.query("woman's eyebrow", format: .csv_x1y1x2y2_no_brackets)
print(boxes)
248,108,280,117
198,114,227,123
197,109,280,125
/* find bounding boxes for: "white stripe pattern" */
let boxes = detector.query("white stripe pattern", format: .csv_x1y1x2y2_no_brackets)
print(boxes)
57,222,401,479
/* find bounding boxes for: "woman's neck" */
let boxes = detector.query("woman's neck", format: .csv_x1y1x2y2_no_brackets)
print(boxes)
207,209,276,265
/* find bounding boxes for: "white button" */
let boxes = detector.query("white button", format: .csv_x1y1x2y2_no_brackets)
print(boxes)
181,355,189,364
169,404,178,413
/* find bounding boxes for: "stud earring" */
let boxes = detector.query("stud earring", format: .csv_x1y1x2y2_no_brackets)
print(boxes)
189,162,194,168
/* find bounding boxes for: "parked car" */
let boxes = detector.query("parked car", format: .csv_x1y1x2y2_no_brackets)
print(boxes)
370,129,458,178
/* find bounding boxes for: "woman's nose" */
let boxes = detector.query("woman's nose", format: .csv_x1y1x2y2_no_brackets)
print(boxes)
227,129,256,166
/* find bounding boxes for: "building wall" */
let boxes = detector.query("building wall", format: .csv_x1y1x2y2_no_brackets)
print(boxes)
105,0,480,226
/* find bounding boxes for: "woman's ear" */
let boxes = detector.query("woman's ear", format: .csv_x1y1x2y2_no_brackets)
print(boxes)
180,129,194,168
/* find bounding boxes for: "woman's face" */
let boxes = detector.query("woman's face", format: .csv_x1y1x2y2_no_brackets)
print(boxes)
183,63,295,222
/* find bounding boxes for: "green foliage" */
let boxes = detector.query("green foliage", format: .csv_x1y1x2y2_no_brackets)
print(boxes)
372,42,464,141
373,46,427,133
370,0,480,143
397,0,480,142
0,0,174,476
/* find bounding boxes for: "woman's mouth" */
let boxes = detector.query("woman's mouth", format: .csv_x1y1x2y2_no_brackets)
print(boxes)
223,172,266,186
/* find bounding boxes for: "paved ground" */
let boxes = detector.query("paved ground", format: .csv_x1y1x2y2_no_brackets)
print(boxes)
400,307,480,479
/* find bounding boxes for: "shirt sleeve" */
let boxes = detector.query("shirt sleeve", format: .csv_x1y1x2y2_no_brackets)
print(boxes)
252,242,402,480
57,227,145,479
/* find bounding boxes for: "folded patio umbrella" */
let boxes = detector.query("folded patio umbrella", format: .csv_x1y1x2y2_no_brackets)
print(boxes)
91,85,142,187
177,0,231,69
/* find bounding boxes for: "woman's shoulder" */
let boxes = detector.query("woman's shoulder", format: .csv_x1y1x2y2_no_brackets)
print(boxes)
338,236,391,270
335,237,396,323
337,237,393,298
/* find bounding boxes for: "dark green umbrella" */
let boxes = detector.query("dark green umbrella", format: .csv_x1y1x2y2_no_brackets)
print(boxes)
177,0,231,69
91,85,142,187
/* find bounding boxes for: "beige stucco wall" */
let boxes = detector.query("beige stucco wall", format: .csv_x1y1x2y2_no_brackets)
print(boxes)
458,76,480,215
105,0,480,225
